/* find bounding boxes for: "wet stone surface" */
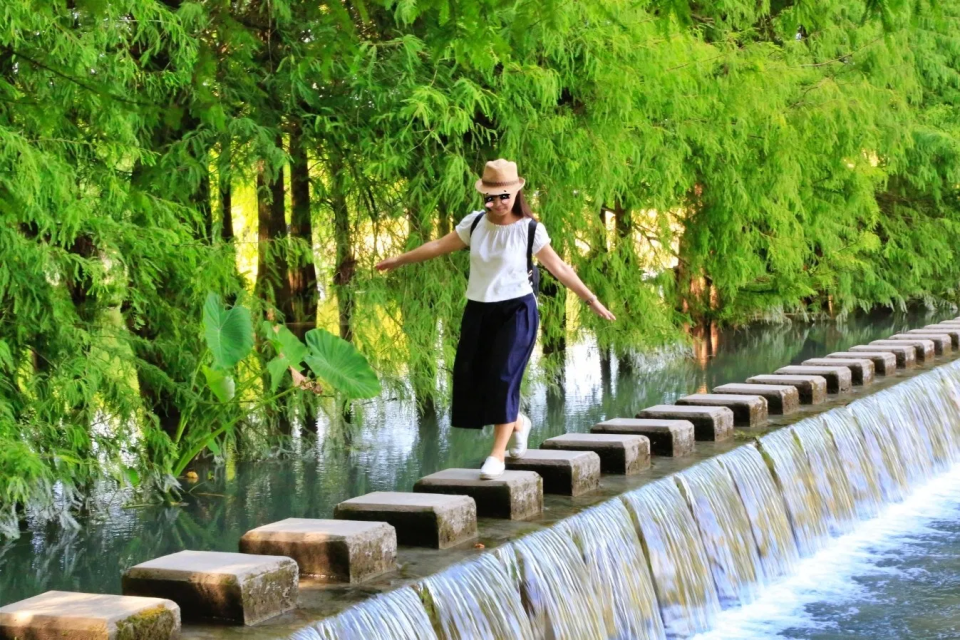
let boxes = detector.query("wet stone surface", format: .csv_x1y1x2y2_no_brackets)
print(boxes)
745,374,828,405
505,449,602,496
122,551,298,626
849,344,916,368
541,433,651,475
824,351,898,376
591,418,696,457
712,383,800,415
871,339,935,362
0,591,180,640
239,519,396,584
334,492,478,550
636,405,735,441
413,469,543,520
774,366,852,393
802,357,875,385
676,393,769,427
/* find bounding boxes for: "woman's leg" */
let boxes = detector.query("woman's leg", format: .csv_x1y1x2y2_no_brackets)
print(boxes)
489,419,520,461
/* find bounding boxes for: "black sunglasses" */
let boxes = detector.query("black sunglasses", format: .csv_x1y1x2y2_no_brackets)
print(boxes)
484,193,512,204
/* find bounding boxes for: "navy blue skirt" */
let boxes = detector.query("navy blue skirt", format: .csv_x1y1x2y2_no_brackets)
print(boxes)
451,294,539,429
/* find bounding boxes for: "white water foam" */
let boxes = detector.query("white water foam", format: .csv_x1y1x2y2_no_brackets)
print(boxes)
693,462,960,639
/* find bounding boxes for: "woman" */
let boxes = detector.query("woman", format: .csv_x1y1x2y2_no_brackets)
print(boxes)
376,159,616,479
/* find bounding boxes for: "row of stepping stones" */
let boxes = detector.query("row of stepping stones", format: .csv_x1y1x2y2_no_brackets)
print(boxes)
3,319,958,636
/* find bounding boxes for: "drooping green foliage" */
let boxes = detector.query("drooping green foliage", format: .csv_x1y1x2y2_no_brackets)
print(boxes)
1,0,958,537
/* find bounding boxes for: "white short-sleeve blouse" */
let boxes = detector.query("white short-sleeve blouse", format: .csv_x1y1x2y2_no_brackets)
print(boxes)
455,211,551,303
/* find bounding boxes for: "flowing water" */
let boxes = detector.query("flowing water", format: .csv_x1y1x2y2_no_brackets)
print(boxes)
285,341,960,640
5,311,960,640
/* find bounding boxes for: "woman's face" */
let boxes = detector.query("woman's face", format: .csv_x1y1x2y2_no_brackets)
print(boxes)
484,190,516,215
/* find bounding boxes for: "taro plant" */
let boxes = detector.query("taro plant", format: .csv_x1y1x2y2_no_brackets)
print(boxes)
168,293,381,480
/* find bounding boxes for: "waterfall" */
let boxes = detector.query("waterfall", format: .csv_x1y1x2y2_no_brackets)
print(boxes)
419,554,534,640
561,500,667,640
757,426,830,555
718,445,799,582
675,458,762,608
291,587,438,640
499,526,609,639
294,360,960,640
621,479,721,638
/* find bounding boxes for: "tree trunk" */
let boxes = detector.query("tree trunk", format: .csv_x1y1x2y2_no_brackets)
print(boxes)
288,120,318,331
220,135,234,242
255,136,294,321
402,205,438,416
330,154,355,342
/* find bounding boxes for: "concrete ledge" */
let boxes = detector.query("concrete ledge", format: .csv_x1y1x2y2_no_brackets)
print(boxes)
505,450,601,496
918,326,960,349
541,433,651,475
0,591,180,640
745,374,827,404
591,418,695,457
824,351,897,376
413,469,542,520
774,366,852,393
712,383,799,415
334,492,477,549
122,551,297,626
871,339,935,362
890,333,951,355
676,393,768,427
239,519,396,583
802,357,875,385
635,405,735,441
849,344,915,368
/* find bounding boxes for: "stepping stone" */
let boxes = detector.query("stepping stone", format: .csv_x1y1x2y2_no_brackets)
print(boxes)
635,405,735,441
774,366,852,393
890,333,951,355
541,433,651,475
906,327,960,351
505,450,601,496
849,344,915,368
0,591,180,640
824,351,898,376
413,469,542,520
870,339,935,362
745,374,828,405
802,357,875,385
591,418,695,457
676,394,768,427
122,551,297,625
334,492,476,549
712,383,799,415
239,519,396,583
917,327,960,348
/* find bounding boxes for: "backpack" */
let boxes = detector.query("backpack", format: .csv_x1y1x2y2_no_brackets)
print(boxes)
469,213,540,298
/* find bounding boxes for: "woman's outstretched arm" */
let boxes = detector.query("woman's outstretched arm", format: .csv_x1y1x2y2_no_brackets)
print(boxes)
535,245,617,321
375,231,467,272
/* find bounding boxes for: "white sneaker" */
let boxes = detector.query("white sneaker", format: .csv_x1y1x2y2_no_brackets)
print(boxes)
479,456,505,480
508,413,532,459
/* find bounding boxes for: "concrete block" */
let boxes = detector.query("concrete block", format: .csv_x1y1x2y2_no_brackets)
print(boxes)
239,519,396,583
591,418,695,457
712,383,800,415
849,344,915,368
505,450,601,496
0,591,180,640
918,326,960,349
413,469,542,520
889,333,950,355
675,393,768,427
802,357,875,385
870,339,935,362
122,551,297,626
540,433,651,475
334,492,477,549
635,405,735,441
745,374,828,404
774,366,852,393
824,351,897,376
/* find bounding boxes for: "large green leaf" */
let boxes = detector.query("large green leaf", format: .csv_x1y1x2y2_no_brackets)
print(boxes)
202,365,236,402
304,329,381,400
261,322,310,392
203,293,253,370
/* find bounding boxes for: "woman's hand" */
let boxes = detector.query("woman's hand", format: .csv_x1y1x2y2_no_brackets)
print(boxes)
588,299,616,321
375,256,403,272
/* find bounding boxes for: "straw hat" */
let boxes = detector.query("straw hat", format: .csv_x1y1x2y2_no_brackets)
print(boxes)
474,159,526,195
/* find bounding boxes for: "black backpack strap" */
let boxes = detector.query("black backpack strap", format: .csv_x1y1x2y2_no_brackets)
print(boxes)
469,212,485,239
526,218,537,270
